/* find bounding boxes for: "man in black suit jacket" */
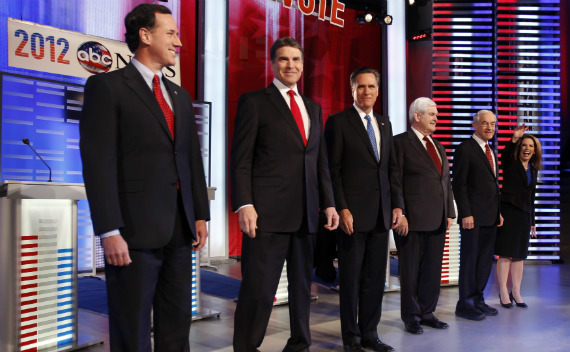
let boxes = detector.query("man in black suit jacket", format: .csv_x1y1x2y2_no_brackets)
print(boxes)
393,98,455,335
452,110,502,321
324,67,403,352
80,4,209,351
230,37,339,352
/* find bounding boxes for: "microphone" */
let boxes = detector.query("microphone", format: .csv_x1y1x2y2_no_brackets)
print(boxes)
22,138,52,182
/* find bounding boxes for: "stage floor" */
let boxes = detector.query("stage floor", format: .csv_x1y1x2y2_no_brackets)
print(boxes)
80,260,570,352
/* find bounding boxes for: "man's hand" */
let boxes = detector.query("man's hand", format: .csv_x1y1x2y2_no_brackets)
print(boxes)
102,234,132,266
530,225,537,238
323,207,339,231
447,218,454,231
462,216,474,229
238,206,258,238
395,216,408,236
391,208,404,229
338,209,354,235
193,220,208,251
498,214,504,227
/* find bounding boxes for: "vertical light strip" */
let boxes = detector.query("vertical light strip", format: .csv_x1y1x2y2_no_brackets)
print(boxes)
387,0,407,134
495,0,561,261
204,0,228,259
432,0,561,261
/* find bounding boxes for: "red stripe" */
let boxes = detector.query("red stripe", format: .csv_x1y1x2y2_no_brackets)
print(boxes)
21,283,38,290
20,331,38,339
21,323,37,331
21,291,38,298
20,339,37,347
21,252,38,257
21,244,38,249
21,348,38,352
21,236,38,241
21,299,37,306
21,307,37,314
21,315,37,323
21,275,38,281
21,268,38,274
21,260,38,266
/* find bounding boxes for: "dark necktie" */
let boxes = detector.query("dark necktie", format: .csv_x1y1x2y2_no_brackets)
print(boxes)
287,90,307,146
423,136,442,175
485,143,494,173
153,75,175,139
364,114,379,161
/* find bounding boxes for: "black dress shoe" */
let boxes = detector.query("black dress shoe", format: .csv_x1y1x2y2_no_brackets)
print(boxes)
455,306,486,321
510,292,528,308
475,302,498,316
404,321,423,334
343,344,365,352
361,338,395,352
499,294,513,309
420,317,449,329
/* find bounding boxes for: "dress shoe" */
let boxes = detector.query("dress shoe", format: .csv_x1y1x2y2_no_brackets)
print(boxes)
404,321,423,334
455,306,486,321
510,292,528,308
499,294,513,309
420,317,449,329
361,338,395,352
343,344,365,352
475,302,498,316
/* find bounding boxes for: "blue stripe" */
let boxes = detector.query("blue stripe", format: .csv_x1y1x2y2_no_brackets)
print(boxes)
58,271,73,276
57,314,73,322
58,256,73,261
58,248,73,253
58,285,73,292
57,300,73,307
58,308,73,315
58,322,73,330
58,263,73,269
58,278,72,284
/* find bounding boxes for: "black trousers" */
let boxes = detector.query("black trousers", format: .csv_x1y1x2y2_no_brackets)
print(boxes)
457,224,497,308
233,229,315,352
104,194,193,352
337,225,389,345
395,230,446,323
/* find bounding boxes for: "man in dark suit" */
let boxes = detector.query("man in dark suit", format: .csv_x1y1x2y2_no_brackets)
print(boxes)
452,110,502,321
324,67,403,352
80,4,209,351
230,37,339,352
393,98,455,335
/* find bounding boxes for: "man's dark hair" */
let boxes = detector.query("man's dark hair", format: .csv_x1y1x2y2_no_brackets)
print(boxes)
269,37,304,63
124,4,172,53
350,67,380,90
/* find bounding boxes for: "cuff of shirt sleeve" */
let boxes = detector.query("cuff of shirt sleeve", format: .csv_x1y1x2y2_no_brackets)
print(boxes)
100,229,120,239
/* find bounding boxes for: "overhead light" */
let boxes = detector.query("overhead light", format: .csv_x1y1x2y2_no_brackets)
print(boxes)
356,12,374,24
374,14,393,26
409,0,416,5
383,15,393,25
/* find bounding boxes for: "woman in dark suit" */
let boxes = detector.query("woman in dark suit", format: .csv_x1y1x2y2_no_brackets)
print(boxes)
495,123,542,308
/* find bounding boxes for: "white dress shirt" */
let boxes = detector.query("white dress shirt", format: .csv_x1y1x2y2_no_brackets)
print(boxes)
272,78,311,139
411,126,442,163
472,133,496,175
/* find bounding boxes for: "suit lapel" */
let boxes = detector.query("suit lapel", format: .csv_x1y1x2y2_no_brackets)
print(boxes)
347,108,378,163
407,131,442,177
123,64,174,142
266,84,305,148
468,138,496,178
164,78,184,142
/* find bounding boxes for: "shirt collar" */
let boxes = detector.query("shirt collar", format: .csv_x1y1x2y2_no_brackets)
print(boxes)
273,78,299,96
353,103,372,119
131,58,163,88
411,126,430,141
472,133,488,148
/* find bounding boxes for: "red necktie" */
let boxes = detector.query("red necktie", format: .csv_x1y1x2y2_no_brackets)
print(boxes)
153,75,175,139
485,143,494,173
423,136,442,175
287,90,307,146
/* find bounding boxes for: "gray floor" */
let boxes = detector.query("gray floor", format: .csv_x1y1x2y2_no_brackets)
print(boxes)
80,261,570,352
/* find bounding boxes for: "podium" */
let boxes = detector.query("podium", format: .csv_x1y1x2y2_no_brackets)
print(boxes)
0,181,102,352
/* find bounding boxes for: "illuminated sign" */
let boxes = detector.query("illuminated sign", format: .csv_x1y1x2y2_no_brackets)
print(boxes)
8,18,181,84
281,0,346,27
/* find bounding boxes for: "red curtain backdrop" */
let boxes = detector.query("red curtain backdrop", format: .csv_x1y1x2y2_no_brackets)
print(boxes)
179,1,197,98
226,1,384,257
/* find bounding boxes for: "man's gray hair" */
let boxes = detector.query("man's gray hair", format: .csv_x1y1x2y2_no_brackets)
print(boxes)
473,109,496,123
408,97,436,124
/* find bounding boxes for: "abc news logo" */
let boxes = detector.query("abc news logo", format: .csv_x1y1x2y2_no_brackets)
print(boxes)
76,41,176,77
